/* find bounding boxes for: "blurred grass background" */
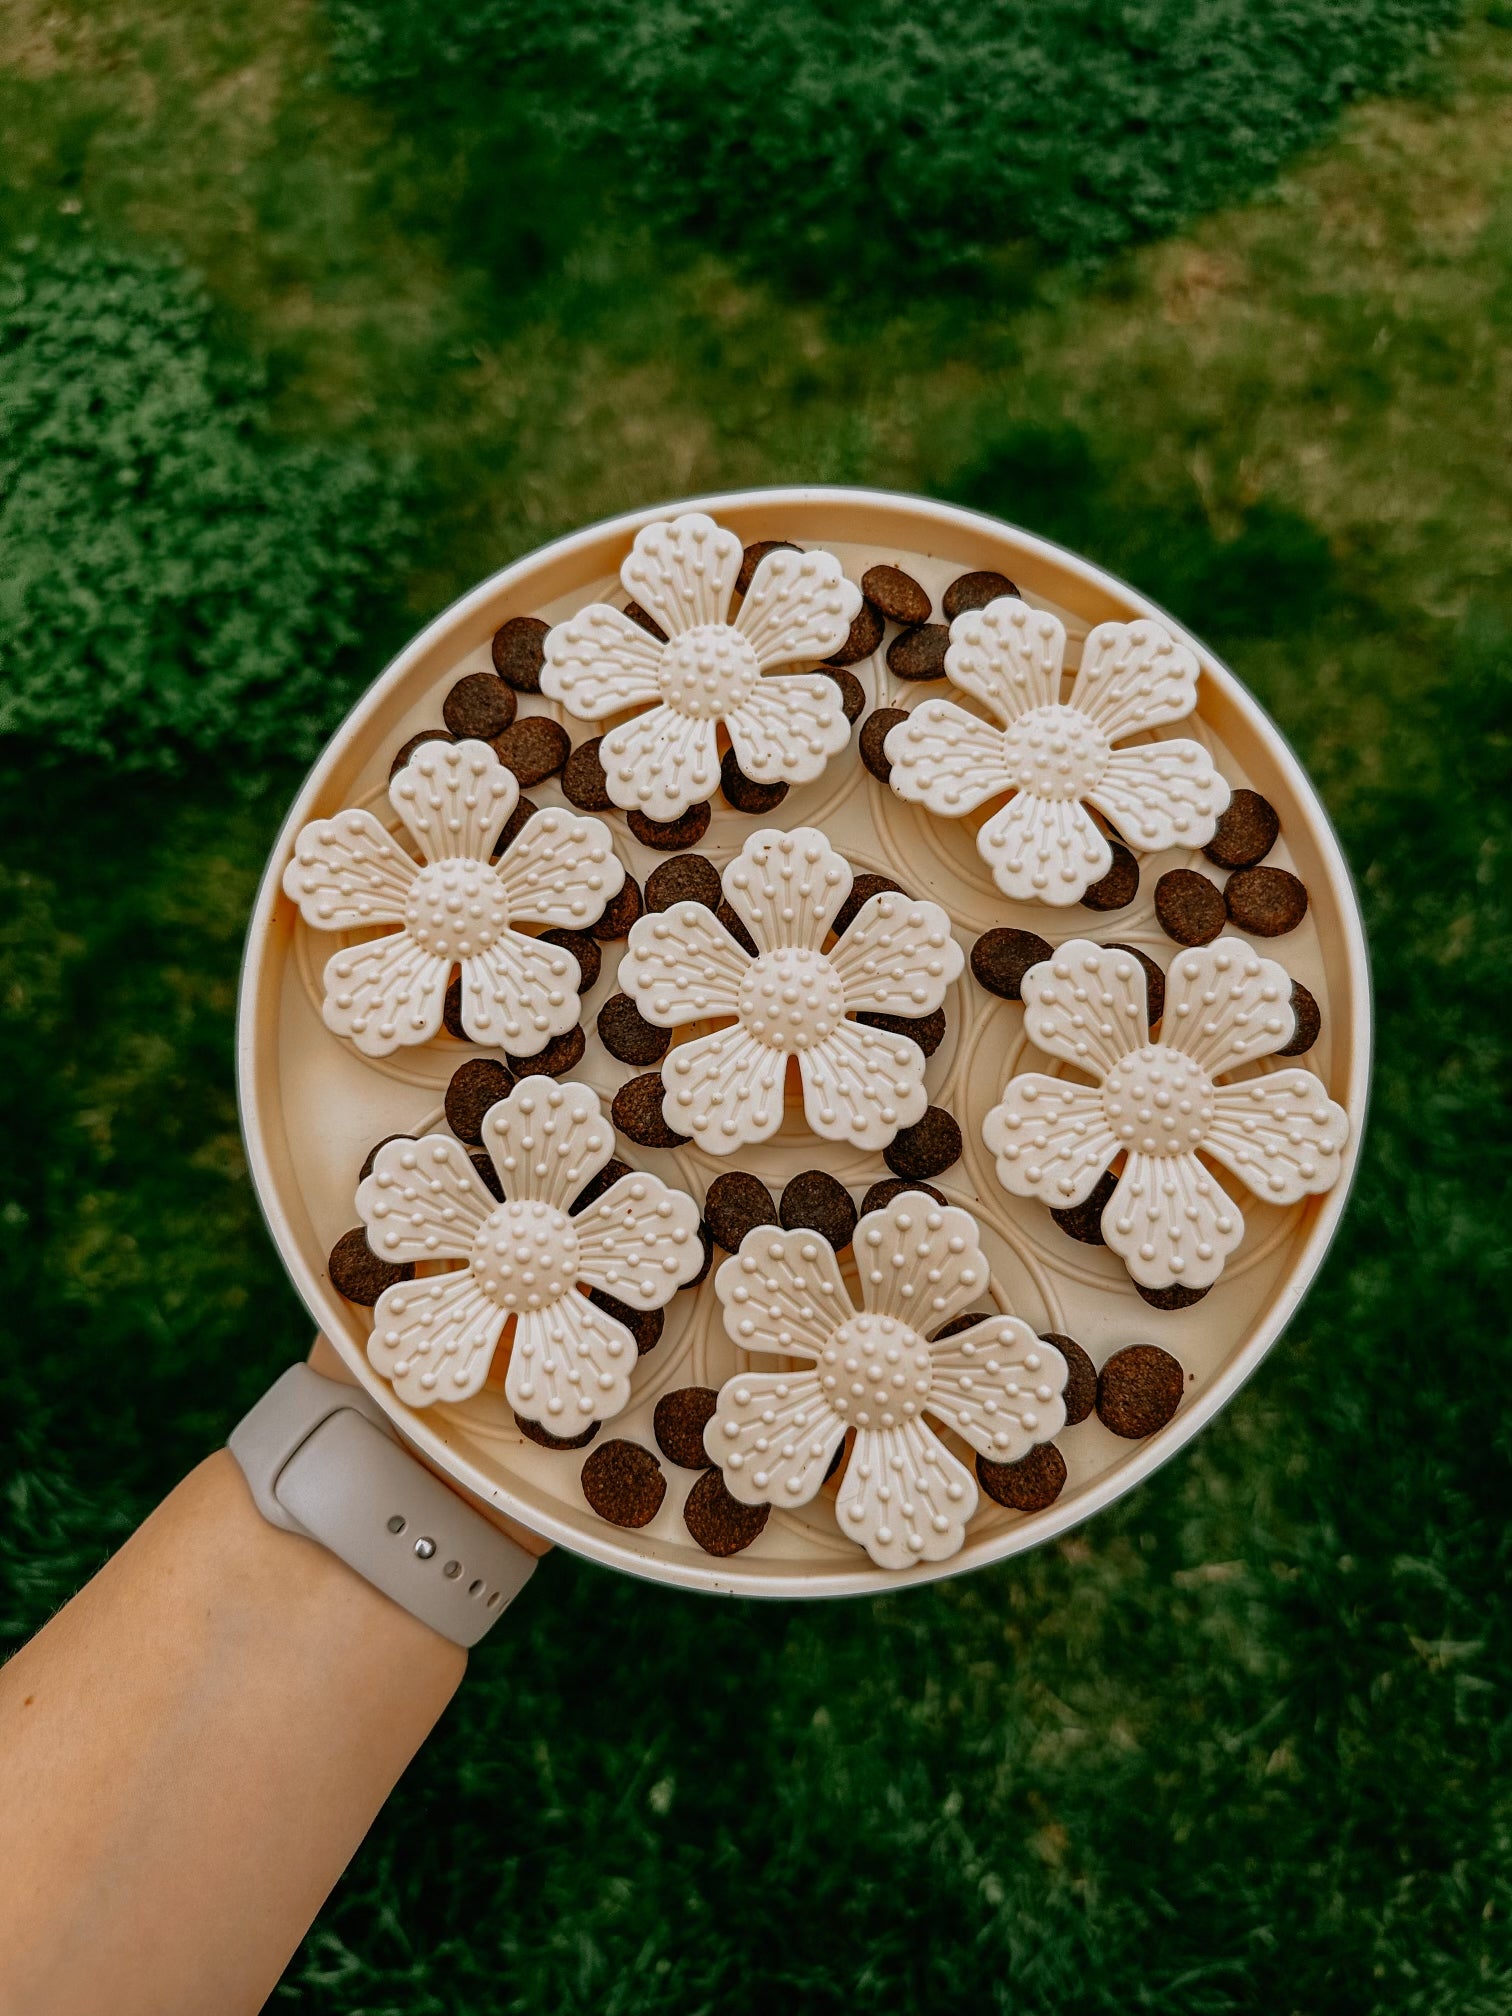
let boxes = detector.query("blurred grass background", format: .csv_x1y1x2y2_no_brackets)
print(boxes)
2,0,1510,2007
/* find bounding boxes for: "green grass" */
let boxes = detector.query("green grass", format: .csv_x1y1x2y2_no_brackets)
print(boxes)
2,2,1511,2009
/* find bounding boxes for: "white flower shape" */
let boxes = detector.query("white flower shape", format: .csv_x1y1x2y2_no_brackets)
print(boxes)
357,1077,704,1417
540,512,863,820
617,825,964,1153
882,598,1232,905
983,939,1351,1291
708,1194,1068,1570
282,738,624,1057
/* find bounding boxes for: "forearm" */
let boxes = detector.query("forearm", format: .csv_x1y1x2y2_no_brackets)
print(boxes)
0,1449,467,2016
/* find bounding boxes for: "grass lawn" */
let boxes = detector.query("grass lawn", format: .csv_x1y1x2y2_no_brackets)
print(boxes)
2,2,1510,2009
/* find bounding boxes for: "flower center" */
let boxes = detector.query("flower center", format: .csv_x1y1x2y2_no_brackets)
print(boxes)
657,622,760,720
1001,703,1110,801
1101,1044,1215,1156
737,946,846,1052
821,1312,932,1431
404,859,509,961
470,1198,580,1312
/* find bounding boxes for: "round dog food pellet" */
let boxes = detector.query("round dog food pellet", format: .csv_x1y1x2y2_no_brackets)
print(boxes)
704,1171,778,1251
623,599,668,641
389,730,455,782
857,1006,947,1058
491,615,549,692
591,875,643,941
491,794,538,859
977,1441,1067,1513
1081,840,1139,912
1050,1168,1117,1246
328,1227,411,1305
358,1134,412,1182
1044,1333,1097,1426
714,900,758,956
1225,865,1308,937
598,992,672,1066
886,624,951,681
1155,868,1227,946
826,669,866,723
442,672,517,741
931,1313,987,1340
1279,979,1321,1056
862,564,931,627
684,1469,771,1557
883,1107,962,1181
1203,788,1280,870
612,1071,688,1148
831,871,905,940
860,1178,948,1215
720,746,789,815
859,707,909,782
1097,1345,1186,1437
628,802,711,851
580,1441,666,1528
736,539,801,596
442,971,468,1040
971,927,1053,1001
493,716,570,788
445,1057,514,1144
587,1286,664,1356
469,1150,504,1201
686,1224,714,1288
645,853,723,913
1101,942,1166,1028
1134,1282,1212,1312
540,926,601,993
561,736,614,811
571,1155,632,1214
515,1410,600,1451
506,1025,586,1079
780,1170,858,1250
943,570,1019,620
653,1387,719,1470
827,599,885,667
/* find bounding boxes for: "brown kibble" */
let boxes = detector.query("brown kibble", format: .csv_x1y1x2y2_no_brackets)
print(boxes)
780,1170,858,1250
1101,942,1166,1028
442,672,517,741
444,1057,514,1144
586,1286,664,1356
1050,1168,1117,1246
720,746,789,815
442,971,467,1040
1278,979,1322,1056
971,927,1053,1001
1225,865,1308,937
827,599,885,667
687,1222,714,1287
825,669,866,723
943,570,1020,620
491,794,538,859
506,1025,586,1079
883,1107,962,1181
493,716,570,788
861,1178,948,1215
628,802,711,851
704,1171,777,1252
735,539,801,596
515,1410,600,1452
1134,1281,1212,1312
1155,868,1226,946
886,624,951,681
580,1440,666,1527
714,900,758,956
491,615,549,692
859,706,909,782
831,871,905,940
389,730,455,782
540,927,600,993
327,1227,411,1306
623,600,669,642
683,1469,771,1556
598,992,671,1066
561,736,614,811
1082,840,1139,912
1044,1333,1097,1425
1097,1344,1186,1437
645,853,723,913
857,1006,947,1058
1203,789,1280,870
931,1313,989,1340
591,875,643,941
977,1441,1067,1513
571,1156,632,1214
862,564,931,627
653,1387,719,1470
469,1150,504,1200
358,1134,412,1182
611,1071,687,1148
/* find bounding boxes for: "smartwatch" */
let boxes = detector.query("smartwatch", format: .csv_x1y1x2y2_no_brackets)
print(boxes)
229,1364,536,1647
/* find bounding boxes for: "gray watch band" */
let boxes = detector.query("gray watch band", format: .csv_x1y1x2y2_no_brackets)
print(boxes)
229,1364,535,1647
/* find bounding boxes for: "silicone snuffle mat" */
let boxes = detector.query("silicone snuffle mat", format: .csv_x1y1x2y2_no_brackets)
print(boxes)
238,488,1370,1597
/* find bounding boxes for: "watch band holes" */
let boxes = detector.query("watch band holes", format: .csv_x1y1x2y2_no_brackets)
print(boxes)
468,1578,485,1596
443,1560,462,1579
486,1590,502,1608
387,1515,407,1534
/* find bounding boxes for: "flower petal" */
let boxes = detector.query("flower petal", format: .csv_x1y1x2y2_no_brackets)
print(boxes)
321,932,450,1055
799,1019,929,1150
457,929,581,1052
540,603,665,719
836,1420,977,1569
1161,938,1300,1074
661,1025,789,1150
707,1368,846,1509
880,698,1011,815
358,1132,497,1263
981,1072,1119,1207
944,598,1065,725
734,544,862,669
828,889,964,1016
1016,939,1149,1075
368,1269,505,1408
1204,1070,1350,1204
282,809,416,930
715,1221,854,1361
926,1319,1068,1462
506,1290,637,1427
852,1195,992,1329
389,738,519,863
574,1170,706,1305
492,806,625,931
1102,1149,1245,1291
599,703,721,819
720,825,853,953
620,511,743,636
976,789,1113,905
477,1075,617,1210
1068,618,1202,740
724,674,851,786
1085,740,1230,855
618,901,750,1026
